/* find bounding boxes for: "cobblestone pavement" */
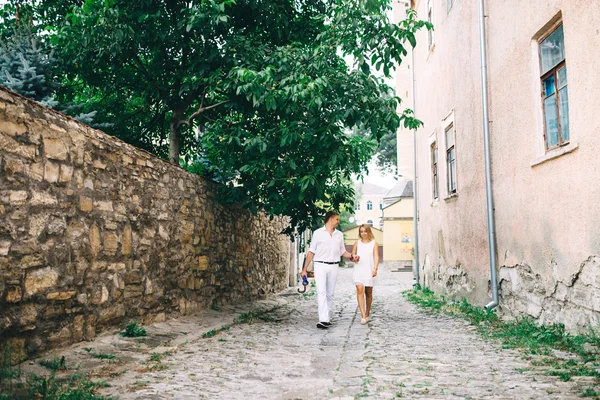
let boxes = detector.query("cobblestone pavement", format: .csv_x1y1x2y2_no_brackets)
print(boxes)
34,262,592,399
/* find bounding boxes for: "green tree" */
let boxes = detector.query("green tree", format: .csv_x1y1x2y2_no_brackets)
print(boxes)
21,0,429,233
375,130,398,175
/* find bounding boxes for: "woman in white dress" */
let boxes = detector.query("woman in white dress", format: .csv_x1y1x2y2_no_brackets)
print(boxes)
351,224,379,325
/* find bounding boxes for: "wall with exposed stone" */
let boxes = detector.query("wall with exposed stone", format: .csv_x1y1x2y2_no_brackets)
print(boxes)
0,86,291,361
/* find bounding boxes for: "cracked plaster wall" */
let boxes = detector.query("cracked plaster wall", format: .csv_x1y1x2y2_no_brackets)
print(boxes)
499,257,600,331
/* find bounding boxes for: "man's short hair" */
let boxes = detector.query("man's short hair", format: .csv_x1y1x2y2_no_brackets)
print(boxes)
324,211,339,224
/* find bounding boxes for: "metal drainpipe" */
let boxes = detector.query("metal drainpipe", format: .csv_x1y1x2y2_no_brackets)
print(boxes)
411,46,420,287
478,0,498,309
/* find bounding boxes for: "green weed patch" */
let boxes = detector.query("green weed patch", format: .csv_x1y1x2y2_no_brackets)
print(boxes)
201,305,290,339
120,321,147,338
404,286,600,394
0,345,114,400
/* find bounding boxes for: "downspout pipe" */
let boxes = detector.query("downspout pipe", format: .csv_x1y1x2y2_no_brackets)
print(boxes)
477,0,499,309
411,46,420,287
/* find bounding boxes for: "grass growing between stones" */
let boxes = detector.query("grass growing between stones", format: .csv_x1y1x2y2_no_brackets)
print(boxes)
404,286,600,397
39,355,67,371
0,345,114,400
201,305,290,339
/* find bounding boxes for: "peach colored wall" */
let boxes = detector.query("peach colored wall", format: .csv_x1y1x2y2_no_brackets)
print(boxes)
399,0,600,330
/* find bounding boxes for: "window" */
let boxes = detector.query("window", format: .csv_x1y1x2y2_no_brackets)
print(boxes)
427,0,434,50
379,201,383,210
378,219,384,230
367,201,373,210
431,141,439,200
367,220,373,227
354,202,360,211
540,24,569,150
445,123,457,194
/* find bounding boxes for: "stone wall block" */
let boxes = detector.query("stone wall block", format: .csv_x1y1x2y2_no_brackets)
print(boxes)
84,315,97,340
24,267,59,297
124,285,143,298
43,138,69,161
143,277,153,295
28,162,44,181
0,121,27,137
93,159,107,169
47,217,67,235
0,241,11,256
46,291,77,301
5,286,22,303
122,225,132,256
18,304,38,327
9,190,27,206
44,161,59,183
89,224,101,256
79,196,93,212
0,133,36,160
102,231,119,256
48,324,71,346
30,191,57,206
198,256,209,271
94,200,113,212
4,157,25,176
72,315,84,341
58,164,73,184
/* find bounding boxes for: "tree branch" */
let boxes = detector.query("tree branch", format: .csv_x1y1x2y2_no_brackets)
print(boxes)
179,100,230,127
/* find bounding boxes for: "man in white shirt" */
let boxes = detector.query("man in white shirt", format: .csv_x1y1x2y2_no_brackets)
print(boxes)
301,211,359,329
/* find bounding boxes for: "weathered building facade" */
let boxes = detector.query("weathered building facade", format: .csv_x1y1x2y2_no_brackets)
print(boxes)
0,86,291,360
400,0,600,330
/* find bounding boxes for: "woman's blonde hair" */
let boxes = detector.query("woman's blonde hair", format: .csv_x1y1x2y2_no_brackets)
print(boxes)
358,224,375,241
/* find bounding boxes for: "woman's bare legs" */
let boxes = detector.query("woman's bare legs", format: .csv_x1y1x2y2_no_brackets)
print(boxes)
356,285,367,322
365,287,373,318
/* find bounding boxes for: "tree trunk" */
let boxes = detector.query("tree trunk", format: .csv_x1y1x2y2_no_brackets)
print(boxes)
169,109,185,164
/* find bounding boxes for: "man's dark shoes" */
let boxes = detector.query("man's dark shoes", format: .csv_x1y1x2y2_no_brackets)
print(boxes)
322,321,332,327
316,322,330,329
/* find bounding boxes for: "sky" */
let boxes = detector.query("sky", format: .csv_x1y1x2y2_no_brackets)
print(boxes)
357,161,398,189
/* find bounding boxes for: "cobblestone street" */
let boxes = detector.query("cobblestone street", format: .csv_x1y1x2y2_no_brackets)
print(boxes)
33,262,590,399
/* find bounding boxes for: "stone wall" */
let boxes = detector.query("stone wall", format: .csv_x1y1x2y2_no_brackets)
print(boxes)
0,87,290,361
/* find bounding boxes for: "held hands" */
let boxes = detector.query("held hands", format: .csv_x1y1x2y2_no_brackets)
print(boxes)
351,253,360,262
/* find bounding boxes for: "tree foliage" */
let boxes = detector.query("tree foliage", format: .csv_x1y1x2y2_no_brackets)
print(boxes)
1,0,430,234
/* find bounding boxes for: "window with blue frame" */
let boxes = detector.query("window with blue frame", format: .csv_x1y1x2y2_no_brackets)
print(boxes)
540,24,569,150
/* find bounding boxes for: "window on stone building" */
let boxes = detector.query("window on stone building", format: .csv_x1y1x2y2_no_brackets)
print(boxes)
367,219,373,227
379,201,383,210
427,0,434,50
539,23,569,150
431,141,439,200
378,219,384,230
354,202,360,211
445,123,457,195
367,201,373,210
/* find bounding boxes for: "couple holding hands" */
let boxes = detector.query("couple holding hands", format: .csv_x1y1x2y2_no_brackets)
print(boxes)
300,211,380,329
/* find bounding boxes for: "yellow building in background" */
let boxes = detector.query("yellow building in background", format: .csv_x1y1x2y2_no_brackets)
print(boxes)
382,180,414,263
342,226,383,260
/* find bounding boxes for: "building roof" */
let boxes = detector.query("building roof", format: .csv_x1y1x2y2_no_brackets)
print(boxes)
357,181,391,196
384,179,413,199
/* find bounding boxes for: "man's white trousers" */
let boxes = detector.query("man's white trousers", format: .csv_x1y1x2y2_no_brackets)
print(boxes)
314,262,339,323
